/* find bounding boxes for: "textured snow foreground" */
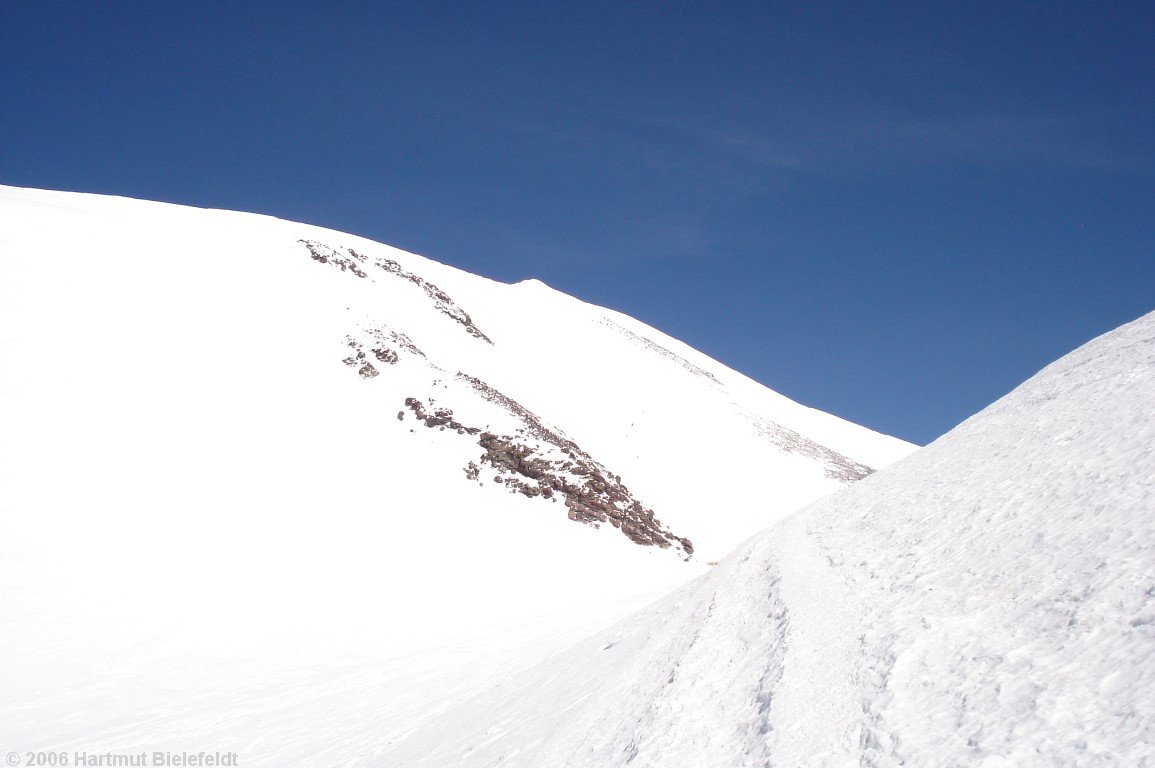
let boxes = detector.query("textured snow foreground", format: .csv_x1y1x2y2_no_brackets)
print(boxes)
386,312,1155,767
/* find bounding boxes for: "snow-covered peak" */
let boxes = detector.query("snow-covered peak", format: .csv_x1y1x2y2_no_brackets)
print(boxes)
0,185,913,765
0,183,912,563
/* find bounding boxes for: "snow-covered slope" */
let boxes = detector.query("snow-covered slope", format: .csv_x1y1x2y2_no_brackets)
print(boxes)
0,186,913,765
385,310,1155,767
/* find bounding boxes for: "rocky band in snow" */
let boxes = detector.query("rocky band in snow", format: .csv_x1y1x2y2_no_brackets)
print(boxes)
402,388,693,556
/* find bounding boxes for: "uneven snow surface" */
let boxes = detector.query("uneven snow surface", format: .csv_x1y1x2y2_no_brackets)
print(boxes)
0,186,913,766
386,311,1155,766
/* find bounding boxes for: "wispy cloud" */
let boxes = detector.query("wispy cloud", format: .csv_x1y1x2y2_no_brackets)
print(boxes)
633,109,1150,175
839,112,1147,172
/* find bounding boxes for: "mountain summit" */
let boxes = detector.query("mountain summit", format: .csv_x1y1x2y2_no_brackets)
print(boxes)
0,186,912,764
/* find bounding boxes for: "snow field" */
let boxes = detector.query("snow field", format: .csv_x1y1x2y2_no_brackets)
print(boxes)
0,186,914,766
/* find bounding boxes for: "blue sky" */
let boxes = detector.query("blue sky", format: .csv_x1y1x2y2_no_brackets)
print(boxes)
3,1,1151,444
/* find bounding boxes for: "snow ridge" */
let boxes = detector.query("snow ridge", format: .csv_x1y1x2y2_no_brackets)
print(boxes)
385,309,1155,766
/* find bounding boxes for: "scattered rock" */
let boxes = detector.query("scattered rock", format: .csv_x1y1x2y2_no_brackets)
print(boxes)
373,347,399,364
300,239,368,278
750,415,874,482
602,319,719,383
340,337,380,378
403,398,481,436
299,239,492,344
403,389,693,556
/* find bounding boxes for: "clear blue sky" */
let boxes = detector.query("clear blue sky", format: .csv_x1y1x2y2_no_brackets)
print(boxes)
3,1,1151,444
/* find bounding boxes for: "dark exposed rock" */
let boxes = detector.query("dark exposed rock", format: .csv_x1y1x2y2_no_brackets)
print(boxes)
300,239,368,278
456,374,580,454
370,254,493,344
377,328,424,358
299,239,492,345
373,348,399,364
403,398,481,436
341,337,379,377
339,329,415,379
404,389,693,556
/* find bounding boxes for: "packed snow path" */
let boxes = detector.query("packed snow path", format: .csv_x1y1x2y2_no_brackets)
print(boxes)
766,513,862,765
385,309,1155,766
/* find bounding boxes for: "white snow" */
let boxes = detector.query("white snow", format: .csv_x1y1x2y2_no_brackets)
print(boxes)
0,186,914,766
383,310,1155,766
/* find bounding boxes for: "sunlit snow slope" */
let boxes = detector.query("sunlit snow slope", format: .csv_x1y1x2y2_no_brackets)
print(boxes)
0,186,913,765
386,310,1155,767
